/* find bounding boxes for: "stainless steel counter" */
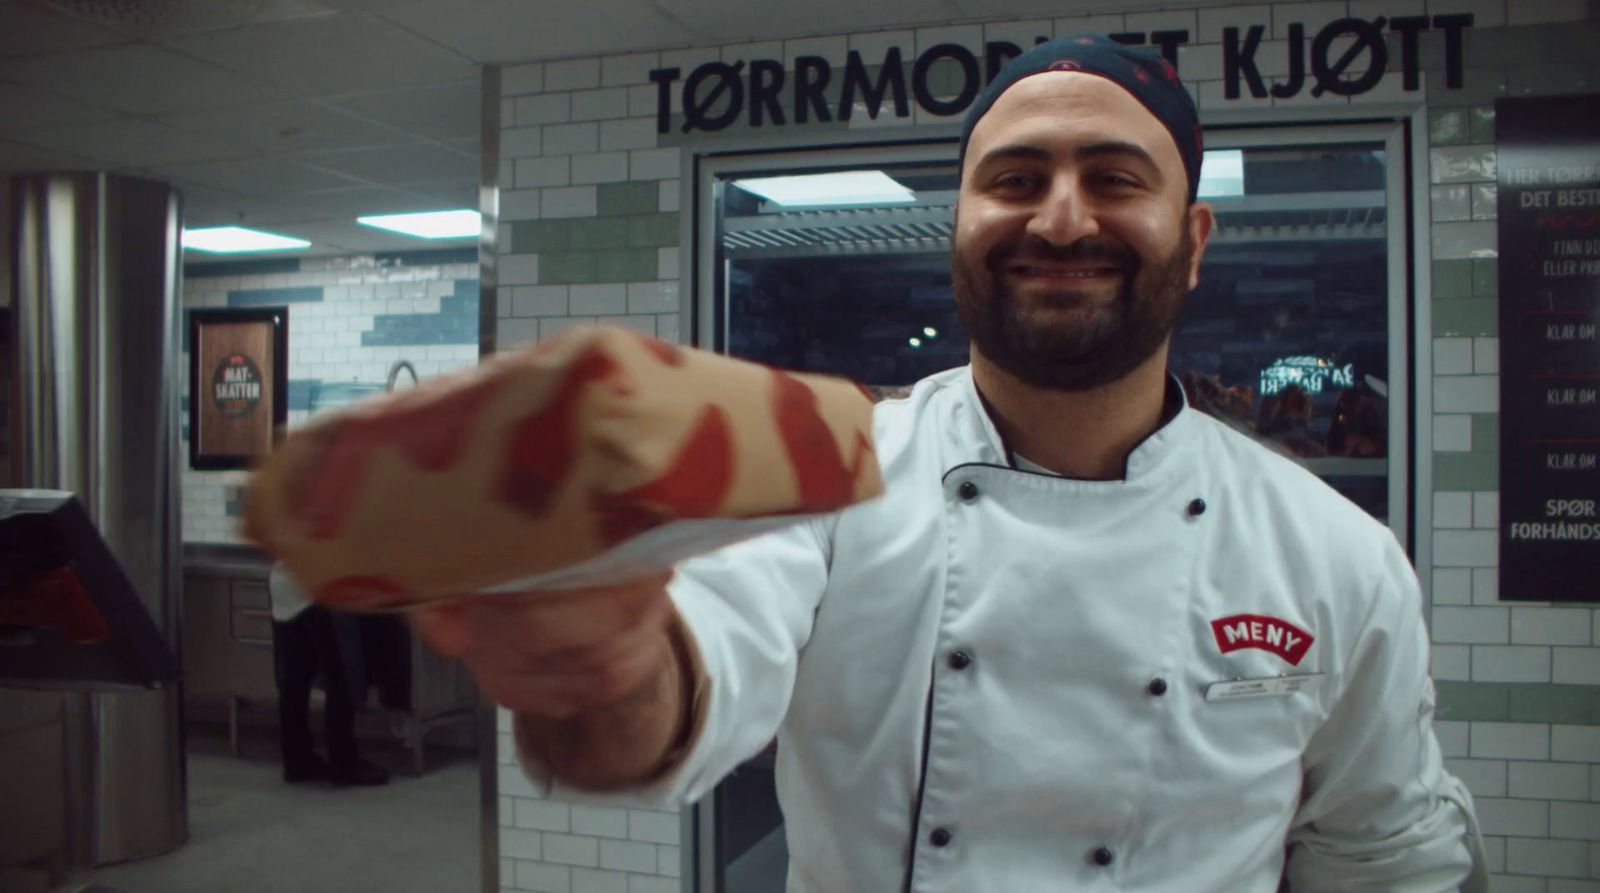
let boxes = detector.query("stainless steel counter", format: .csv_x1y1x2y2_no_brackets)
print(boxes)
183,542,272,579
177,541,481,774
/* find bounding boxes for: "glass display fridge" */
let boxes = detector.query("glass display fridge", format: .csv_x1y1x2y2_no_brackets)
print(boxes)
686,122,1411,891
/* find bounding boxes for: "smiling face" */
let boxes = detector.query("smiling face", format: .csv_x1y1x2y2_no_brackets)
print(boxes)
951,71,1212,392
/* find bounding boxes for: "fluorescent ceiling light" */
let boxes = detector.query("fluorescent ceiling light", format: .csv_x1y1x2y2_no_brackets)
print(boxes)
357,209,481,239
183,226,310,254
734,171,915,207
1197,149,1245,199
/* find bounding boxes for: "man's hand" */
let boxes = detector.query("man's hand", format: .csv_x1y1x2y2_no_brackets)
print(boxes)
410,573,693,789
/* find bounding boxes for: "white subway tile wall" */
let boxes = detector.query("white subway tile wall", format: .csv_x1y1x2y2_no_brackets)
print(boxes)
492,4,1600,890
1418,7,1600,880
181,255,480,543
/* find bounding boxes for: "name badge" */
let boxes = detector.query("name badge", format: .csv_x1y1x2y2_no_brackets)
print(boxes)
1205,674,1326,702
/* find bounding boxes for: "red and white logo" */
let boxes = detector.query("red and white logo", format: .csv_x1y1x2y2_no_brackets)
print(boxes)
1210,614,1314,666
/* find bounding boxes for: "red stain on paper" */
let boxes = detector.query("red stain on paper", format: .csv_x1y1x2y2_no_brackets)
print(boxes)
634,332,686,367
287,375,509,540
498,345,627,518
595,404,734,545
772,371,872,511
314,574,416,611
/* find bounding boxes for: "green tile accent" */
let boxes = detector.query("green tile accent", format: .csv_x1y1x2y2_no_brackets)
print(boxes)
374,247,477,266
511,220,569,253
628,213,679,248
1433,259,1473,299
539,251,597,285
1509,684,1600,725
598,182,659,217
1437,682,1600,726
1433,298,1498,337
594,248,658,282
1435,447,1499,491
1473,258,1498,297
1508,63,1591,98
1547,21,1600,62
1473,414,1499,454
228,286,321,307
1469,106,1496,145
187,257,299,278
1542,21,1593,61
569,217,629,250
1435,681,1509,722
1429,108,1468,147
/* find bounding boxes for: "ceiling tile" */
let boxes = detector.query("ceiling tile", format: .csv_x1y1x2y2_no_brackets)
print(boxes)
296,143,477,186
39,0,342,39
19,119,249,168
323,80,481,142
157,98,411,153
0,82,124,134
406,179,478,207
373,0,694,63
275,218,450,253
3,43,284,115
0,2,126,58
0,137,98,174
150,157,368,197
139,176,258,227
160,11,476,95
237,184,447,225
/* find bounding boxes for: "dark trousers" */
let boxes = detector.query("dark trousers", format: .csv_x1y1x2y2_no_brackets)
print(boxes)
272,606,359,770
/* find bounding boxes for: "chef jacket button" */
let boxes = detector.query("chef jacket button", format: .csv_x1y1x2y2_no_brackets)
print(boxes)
930,827,953,847
1090,846,1114,866
1147,677,1168,696
948,649,973,671
958,481,979,502
1187,498,1207,517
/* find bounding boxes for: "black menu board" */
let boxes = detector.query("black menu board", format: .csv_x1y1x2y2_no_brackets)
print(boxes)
1496,95,1600,601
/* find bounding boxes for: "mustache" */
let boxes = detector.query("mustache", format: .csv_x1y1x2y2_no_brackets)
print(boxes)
990,236,1141,272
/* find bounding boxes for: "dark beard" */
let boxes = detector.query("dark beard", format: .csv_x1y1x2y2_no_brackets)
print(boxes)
951,227,1194,392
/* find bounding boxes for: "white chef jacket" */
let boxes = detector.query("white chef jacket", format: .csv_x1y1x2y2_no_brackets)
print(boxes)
523,365,1483,892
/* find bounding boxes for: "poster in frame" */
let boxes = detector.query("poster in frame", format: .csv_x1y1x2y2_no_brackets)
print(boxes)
1494,94,1600,601
188,307,288,471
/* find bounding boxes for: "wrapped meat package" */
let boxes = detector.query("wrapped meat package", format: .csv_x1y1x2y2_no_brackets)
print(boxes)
243,327,883,611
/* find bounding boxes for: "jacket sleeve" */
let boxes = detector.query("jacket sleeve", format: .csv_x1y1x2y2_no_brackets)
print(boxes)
512,514,833,809
1284,537,1485,892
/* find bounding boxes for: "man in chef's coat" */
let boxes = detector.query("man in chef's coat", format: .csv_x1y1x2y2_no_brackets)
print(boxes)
417,34,1484,892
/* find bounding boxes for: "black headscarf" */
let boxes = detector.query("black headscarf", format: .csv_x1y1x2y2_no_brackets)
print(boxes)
958,33,1204,203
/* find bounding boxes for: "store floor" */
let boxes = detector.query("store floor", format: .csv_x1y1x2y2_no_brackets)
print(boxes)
63,727,481,893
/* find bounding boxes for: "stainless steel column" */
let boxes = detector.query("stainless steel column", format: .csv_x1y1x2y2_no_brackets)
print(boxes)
9,172,187,865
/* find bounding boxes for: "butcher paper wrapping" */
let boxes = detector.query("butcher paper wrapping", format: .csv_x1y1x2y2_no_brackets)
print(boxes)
243,326,883,611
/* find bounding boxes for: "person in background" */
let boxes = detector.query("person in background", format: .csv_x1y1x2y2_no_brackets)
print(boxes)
269,562,389,787
415,34,1483,892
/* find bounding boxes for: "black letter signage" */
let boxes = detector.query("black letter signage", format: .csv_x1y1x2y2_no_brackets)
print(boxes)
650,16,1476,134
1495,95,1600,601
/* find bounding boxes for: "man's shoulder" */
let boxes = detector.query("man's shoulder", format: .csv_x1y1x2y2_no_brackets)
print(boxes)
867,366,970,452
1192,413,1416,637
1191,410,1395,547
